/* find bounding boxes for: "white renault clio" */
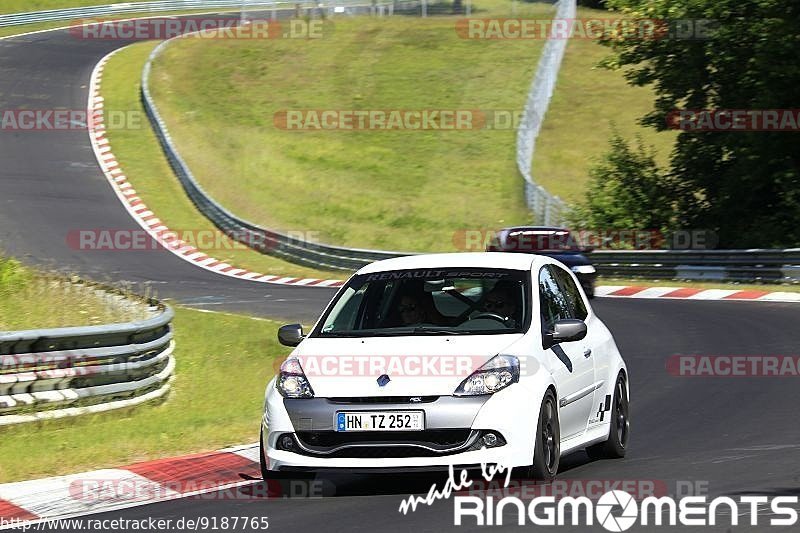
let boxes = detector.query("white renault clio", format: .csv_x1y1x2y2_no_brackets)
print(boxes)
261,253,629,479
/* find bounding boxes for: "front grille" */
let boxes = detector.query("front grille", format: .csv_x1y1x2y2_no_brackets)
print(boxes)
317,446,442,458
292,429,477,458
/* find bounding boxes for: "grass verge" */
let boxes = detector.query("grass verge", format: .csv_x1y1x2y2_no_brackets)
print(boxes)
148,1,552,252
532,6,677,203
0,306,289,483
0,257,151,330
101,42,343,280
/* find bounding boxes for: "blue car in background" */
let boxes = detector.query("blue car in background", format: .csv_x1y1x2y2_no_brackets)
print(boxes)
486,226,597,298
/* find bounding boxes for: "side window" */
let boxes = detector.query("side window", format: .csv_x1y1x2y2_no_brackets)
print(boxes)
538,266,572,329
552,266,589,321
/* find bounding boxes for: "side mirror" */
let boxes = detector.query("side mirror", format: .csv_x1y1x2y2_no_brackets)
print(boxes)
544,319,587,349
278,324,304,347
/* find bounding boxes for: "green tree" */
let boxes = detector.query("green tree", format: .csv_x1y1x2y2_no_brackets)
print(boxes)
570,133,676,241
597,0,800,247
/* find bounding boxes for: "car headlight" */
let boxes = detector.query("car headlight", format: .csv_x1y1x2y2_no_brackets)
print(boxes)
454,355,519,396
571,265,596,275
276,357,314,398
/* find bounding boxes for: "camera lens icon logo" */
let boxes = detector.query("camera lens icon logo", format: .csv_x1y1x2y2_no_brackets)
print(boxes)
596,490,639,532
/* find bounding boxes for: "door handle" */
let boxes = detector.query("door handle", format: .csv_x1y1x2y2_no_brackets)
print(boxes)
583,348,592,358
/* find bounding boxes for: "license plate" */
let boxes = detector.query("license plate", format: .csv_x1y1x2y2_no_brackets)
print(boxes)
335,411,425,432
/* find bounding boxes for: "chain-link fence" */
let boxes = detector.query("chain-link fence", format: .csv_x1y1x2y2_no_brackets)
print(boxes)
516,0,575,226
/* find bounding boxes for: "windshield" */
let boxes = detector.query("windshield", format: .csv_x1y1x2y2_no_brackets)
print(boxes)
313,268,531,338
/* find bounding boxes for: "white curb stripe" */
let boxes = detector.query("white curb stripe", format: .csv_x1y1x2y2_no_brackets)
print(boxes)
85,49,345,289
593,286,627,297
686,289,740,300
222,443,260,463
760,292,800,302
0,470,179,519
594,285,799,302
622,287,677,299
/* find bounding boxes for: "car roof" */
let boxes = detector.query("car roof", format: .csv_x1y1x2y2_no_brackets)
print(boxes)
356,252,540,274
498,226,570,234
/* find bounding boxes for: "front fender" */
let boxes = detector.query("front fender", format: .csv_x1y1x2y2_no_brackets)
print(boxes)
469,362,557,468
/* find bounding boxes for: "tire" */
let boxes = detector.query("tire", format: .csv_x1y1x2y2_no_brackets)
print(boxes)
527,389,560,481
586,374,630,460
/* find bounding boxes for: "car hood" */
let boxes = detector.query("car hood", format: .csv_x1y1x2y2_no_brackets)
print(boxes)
288,334,524,397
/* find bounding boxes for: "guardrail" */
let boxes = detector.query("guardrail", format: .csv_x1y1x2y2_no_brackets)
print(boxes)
0,289,175,426
516,0,573,226
140,5,414,271
0,1,289,27
0,0,437,27
591,249,800,283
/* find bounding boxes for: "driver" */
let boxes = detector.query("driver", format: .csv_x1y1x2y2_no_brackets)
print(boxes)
482,281,519,325
399,294,428,325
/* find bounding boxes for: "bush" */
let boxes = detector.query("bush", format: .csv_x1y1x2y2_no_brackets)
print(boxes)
569,132,676,238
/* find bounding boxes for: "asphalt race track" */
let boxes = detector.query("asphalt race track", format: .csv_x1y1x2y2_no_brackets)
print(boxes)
0,20,336,323
1,19,799,533
87,298,800,532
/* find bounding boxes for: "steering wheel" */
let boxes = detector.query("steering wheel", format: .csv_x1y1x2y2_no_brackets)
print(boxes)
469,312,508,324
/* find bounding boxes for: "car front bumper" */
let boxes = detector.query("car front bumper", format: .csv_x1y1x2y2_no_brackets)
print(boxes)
262,382,537,471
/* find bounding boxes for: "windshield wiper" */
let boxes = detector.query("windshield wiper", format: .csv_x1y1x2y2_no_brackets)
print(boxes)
318,327,469,337
410,326,470,335
317,331,363,337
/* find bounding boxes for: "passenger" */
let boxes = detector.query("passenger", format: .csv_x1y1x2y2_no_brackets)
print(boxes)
391,280,449,327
